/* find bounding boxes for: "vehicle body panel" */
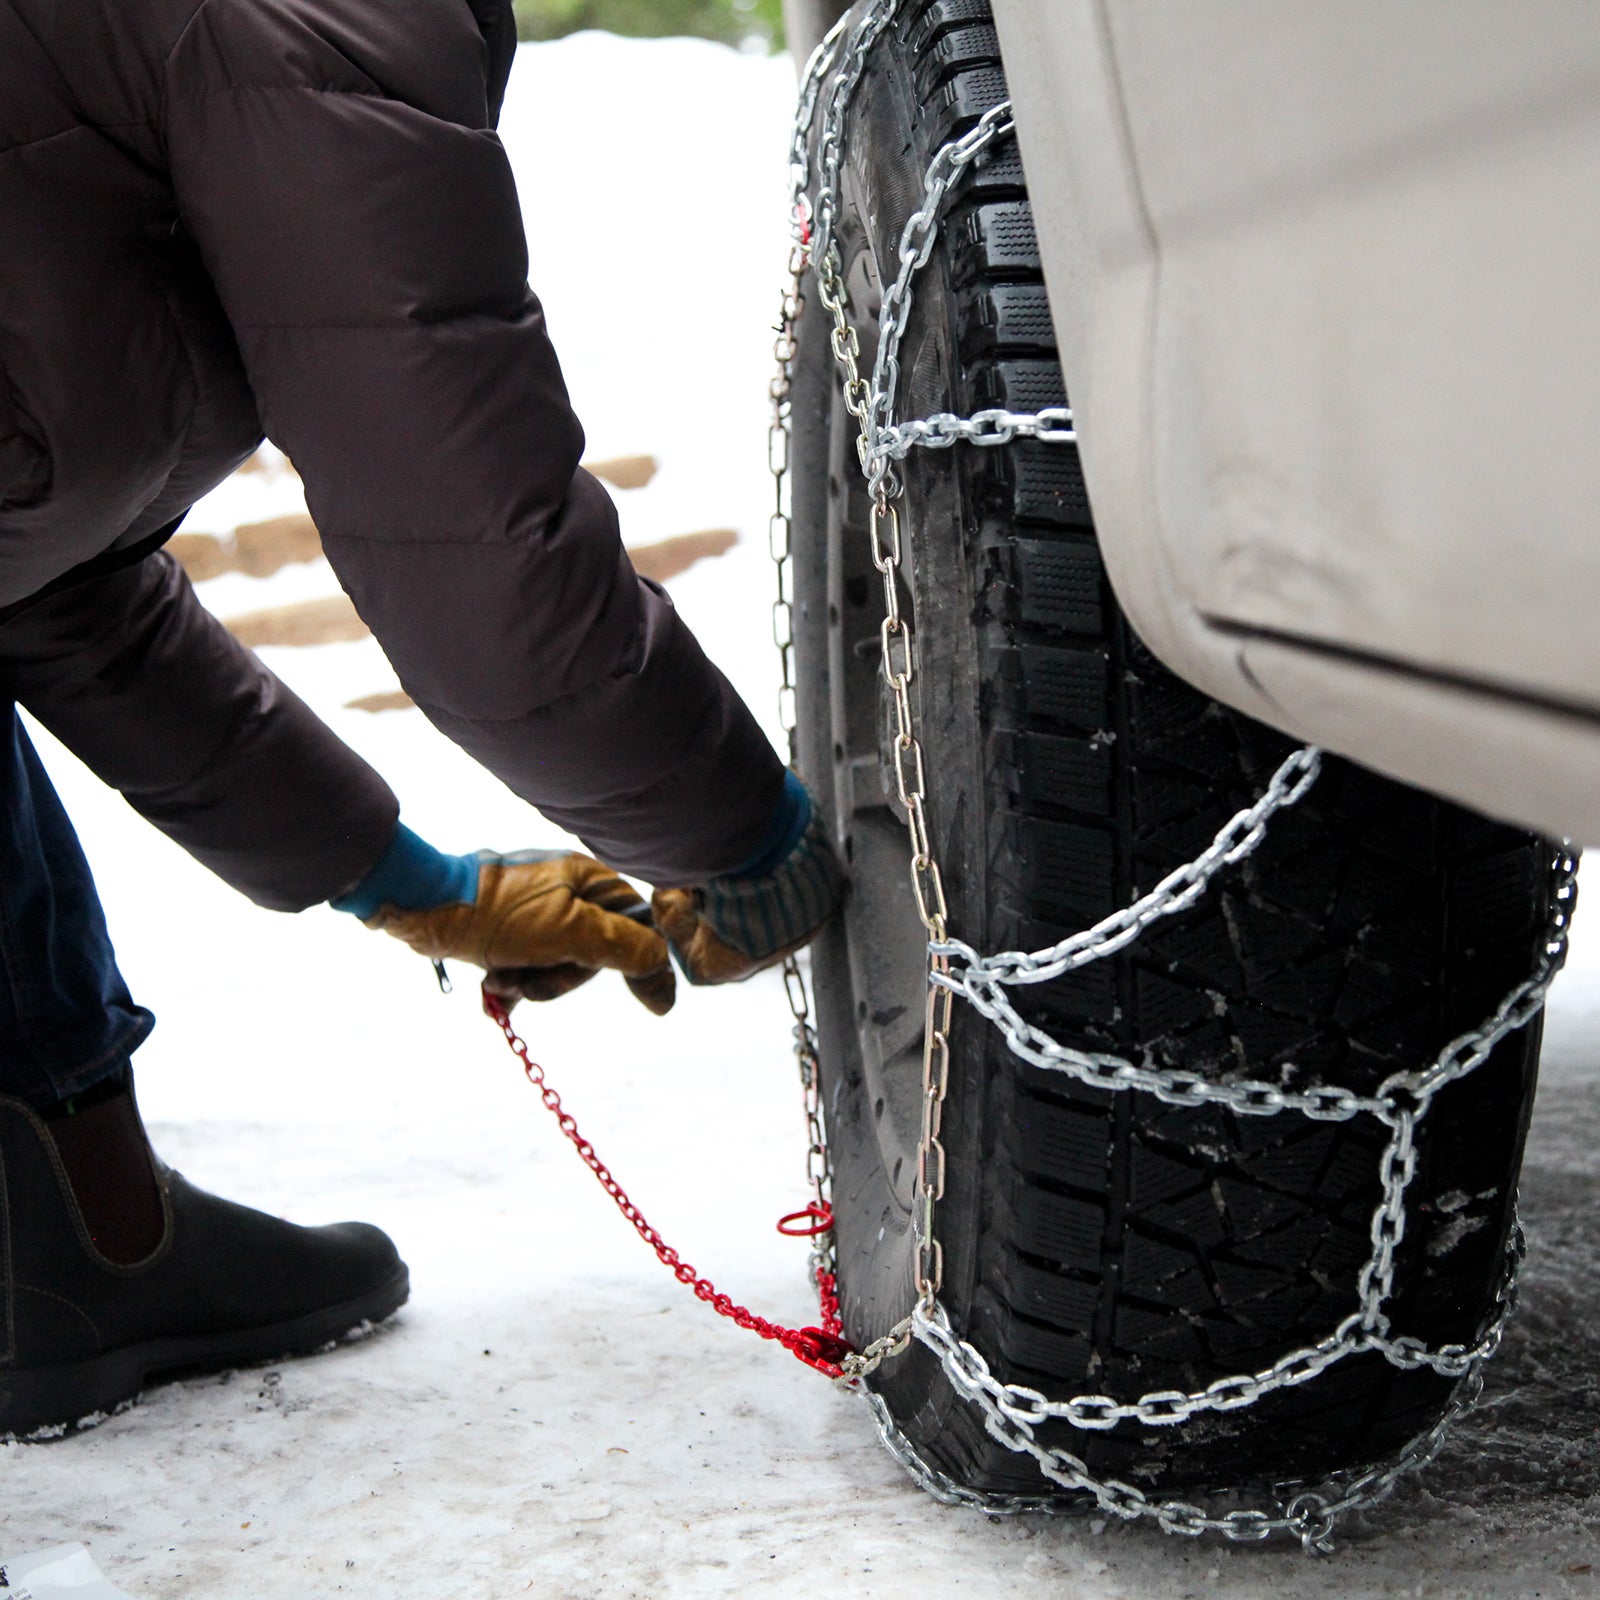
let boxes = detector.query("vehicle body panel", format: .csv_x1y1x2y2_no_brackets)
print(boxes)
992,0,1600,842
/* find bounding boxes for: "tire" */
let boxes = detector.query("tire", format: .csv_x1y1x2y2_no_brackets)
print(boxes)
789,0,1551,1501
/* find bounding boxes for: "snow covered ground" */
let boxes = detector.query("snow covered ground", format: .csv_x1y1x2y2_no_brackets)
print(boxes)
3,31,1599,1600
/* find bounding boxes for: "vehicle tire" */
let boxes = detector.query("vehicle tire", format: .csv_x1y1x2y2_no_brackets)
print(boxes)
789,0,1553,1501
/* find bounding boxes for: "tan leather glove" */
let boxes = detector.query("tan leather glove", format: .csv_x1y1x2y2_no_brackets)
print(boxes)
366,851,675,1015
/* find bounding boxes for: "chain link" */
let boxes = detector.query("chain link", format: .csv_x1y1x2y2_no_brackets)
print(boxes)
864,98,1015,496
876,406,1078,460
936,744,1321,986
874,1313,1497,1554
782,953,844,1341
772,0,1577,1549
770,40,851,1343
484,992,852,1374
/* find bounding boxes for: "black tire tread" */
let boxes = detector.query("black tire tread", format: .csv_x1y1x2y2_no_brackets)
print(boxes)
805,0,1547,1500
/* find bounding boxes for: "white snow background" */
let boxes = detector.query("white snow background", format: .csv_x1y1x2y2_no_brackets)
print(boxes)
3,31,1599,1600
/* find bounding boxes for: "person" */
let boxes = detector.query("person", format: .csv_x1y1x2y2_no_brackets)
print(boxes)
0,0,842,1437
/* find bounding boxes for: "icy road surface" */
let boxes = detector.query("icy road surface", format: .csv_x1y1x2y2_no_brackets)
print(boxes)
2,32,1598,1600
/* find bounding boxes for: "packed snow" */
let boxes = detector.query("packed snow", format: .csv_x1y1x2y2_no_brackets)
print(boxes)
2,31,1598,1600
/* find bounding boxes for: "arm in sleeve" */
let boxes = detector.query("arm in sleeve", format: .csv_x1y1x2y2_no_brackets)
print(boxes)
0,552,399,911
160,0,784,885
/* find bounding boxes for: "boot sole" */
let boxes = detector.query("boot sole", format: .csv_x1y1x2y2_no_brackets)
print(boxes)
0,1263,410,1439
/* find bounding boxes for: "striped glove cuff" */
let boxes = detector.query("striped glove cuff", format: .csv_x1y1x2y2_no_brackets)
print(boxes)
652,808,845,985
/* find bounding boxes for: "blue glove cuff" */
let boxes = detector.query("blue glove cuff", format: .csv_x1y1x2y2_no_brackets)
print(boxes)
331,823,479,919
728,770,811,880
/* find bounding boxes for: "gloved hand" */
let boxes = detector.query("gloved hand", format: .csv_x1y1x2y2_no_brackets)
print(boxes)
652,811,844,986
365,850,676,1015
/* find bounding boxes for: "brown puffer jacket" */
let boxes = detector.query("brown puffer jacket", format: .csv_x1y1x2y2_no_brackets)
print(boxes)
0,0,783,905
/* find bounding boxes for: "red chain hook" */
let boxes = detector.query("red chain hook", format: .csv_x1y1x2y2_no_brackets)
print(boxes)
482,988,854,1378
776,1203,835,1238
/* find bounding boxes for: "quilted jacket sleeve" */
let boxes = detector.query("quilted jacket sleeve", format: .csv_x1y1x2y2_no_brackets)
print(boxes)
0,553,400,912
161,0,783,884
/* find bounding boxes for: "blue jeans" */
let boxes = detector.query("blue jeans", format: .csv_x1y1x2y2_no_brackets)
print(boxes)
0,705,152,1107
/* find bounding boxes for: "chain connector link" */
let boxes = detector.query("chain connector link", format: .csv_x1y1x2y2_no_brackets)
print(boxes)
869,498,901,572
793,1326,857,1368
880,616,913,689
910,853,948,934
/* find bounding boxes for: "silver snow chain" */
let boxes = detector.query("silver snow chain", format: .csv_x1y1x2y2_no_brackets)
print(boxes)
768,0,1578,1554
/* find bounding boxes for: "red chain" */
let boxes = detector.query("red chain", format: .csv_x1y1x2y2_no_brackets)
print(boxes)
482,989,853,1378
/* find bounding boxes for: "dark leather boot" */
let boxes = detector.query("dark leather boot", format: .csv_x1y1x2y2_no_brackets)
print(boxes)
0,1082,409,1437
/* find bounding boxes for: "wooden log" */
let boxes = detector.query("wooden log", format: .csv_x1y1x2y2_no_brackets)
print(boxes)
219,530,739,652
346,690,415,713
627,528,738,583
584,454,658,490
167,513,324,584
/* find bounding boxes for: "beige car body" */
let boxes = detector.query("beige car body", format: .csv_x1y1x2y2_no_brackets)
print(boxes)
788,0,1600,843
